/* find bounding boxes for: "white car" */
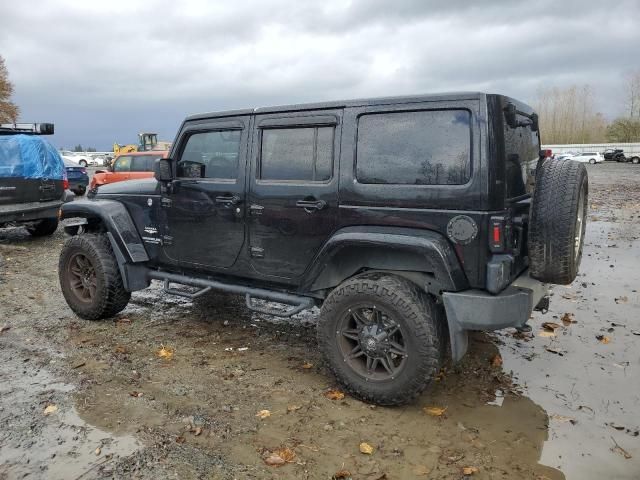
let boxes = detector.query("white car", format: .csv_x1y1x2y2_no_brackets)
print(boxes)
60,151,101,167
568,152,604,164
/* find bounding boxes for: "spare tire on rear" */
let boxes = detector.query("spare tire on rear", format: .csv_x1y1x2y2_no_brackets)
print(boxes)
528,158,588,284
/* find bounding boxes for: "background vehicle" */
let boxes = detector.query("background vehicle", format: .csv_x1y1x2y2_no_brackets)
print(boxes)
569,152,603,164
60,150,101,167
63,158,89,196
0,123,73,236
113,132,172,156
59,93,587,406
89,150,168,195
603,148,626,162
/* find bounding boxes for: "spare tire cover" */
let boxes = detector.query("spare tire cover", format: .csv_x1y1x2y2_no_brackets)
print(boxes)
528,158,588,285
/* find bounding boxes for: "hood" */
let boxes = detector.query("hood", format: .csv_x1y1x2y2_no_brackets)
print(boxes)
95,178,160,196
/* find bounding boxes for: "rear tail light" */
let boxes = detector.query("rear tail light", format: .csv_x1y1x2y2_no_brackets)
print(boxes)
63,178,69,190
489,216,505,252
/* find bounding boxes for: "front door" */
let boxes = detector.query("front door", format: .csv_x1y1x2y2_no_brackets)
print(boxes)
248,110,342,280
162,117,249,269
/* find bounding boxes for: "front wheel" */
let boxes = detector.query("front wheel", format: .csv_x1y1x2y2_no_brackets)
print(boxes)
79,159,88,167
589,158,596,164
631,157,640,165
59,233,131,320
317,273,443,406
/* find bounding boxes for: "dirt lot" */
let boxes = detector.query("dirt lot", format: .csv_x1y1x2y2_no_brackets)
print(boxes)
1,162,638,480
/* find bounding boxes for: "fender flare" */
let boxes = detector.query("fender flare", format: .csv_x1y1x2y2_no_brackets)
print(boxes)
60,199,149,264
300,226,469,295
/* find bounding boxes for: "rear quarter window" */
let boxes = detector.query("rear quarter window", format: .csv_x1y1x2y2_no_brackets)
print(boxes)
356,110,471,185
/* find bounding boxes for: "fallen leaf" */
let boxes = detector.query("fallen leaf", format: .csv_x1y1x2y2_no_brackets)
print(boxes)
551,414,575,423
115,317,132,324
614,296,628,304
608,423,625,431
596,335,611,344
194,426,202,436
545,347,565,356
631,331,640,336
424,406,447,417
561,313,577,326
95,447,101,456
175,436,186,444
333,469,352,479
462,466,479,475
611,437,632,459
276,447,296,463
302,362,313,369
256,409,271,419
156,345,174,359
324,389,345,400
114,345,129,354
359,442,374,455
0,324,10,333
542,322,562,331
72,360,86,369
237,347,249,352
43,404,58,415
287,405,302,413
129,391,143,397
538,330,556,338
412,465,430,476
264,454,285,466
490,354,503,367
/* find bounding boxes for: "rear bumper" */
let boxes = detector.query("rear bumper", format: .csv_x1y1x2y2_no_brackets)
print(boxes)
442,269,548,362
0,199,63,224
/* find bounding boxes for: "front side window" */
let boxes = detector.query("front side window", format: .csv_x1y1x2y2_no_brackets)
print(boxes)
177,130,241,179
113,156,132,172
356,110,471,185
260,126,334,182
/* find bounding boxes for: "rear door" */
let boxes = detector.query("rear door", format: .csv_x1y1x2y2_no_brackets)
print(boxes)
161,116,249,269
248,110,341,280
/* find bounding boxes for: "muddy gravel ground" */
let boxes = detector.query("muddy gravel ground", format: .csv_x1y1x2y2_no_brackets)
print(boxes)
1,162,639,480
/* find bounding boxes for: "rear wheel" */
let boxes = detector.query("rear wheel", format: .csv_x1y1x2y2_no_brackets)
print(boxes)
529,158,588,284
631,157,640,165
589,158,596,164
59,233,130,320
79,159,88,167
27,218,58,237
317,273,442,406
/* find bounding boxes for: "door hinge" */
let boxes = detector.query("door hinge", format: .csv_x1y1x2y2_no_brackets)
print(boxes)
250,246,264,258
161,197,172,208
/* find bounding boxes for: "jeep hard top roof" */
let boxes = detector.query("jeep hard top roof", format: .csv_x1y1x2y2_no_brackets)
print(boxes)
185,92,513,122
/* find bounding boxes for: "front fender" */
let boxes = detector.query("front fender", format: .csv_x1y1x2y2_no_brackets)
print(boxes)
301,226,468,295
61,199,149,263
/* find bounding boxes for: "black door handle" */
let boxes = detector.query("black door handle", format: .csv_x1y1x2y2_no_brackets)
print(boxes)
296,199,327,211
215,195,241,206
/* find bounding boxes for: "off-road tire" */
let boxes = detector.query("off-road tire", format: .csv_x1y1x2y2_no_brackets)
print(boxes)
59,233,130,320
27,218,59,237
529,158,588,284
317,273,442,406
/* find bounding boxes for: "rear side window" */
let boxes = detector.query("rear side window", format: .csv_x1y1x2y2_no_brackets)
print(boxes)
177,130,241,179
503,114,539,198
356,110,471,185
131,156,161,172
260,127,334,182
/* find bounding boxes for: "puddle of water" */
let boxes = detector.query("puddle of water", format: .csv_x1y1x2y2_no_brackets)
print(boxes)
0,340,140,480
498,220,640,479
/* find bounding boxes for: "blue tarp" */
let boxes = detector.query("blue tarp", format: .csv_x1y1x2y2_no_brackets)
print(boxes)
0,134,65,179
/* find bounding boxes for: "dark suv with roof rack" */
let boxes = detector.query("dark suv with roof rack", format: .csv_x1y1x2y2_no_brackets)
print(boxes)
57,93,588,405
0,123,73,236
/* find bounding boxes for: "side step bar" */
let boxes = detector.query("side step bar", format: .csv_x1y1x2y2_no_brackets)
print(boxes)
147,270,315,317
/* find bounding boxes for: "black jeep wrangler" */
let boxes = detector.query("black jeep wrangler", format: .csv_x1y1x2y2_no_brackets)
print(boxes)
1,123,72,236
58,93,588,405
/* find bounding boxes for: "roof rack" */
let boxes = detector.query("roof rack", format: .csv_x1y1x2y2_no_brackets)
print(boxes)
0,123,55,136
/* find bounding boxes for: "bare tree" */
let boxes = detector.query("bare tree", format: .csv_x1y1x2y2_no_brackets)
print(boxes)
623,71,640,118
0,55,19,123
534,84,607,144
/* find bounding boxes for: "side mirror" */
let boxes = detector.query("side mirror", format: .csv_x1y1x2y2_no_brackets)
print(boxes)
531,112,539,132
155,158,174,182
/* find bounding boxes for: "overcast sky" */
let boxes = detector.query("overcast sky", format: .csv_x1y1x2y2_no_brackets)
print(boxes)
1,0,639,150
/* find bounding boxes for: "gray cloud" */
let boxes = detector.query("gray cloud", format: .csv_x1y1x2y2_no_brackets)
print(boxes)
1,0,638,149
